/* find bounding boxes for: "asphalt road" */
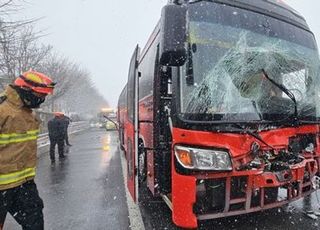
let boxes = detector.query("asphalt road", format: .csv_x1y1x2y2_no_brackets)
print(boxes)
5,128,129,230
140,193,320,230
4,128,320,230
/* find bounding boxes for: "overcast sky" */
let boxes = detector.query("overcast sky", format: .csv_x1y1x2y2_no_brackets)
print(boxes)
22,0,320,107
287,0,320,42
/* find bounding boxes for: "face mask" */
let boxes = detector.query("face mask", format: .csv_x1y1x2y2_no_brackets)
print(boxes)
15,87,46,108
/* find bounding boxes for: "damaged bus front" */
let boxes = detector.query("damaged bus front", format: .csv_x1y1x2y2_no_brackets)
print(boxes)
161,0,320,228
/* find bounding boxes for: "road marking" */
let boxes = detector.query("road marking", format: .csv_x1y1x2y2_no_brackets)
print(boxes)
119,148,145,230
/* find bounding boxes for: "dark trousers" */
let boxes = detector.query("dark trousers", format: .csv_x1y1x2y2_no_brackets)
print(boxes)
49,137,65,160
0,180,44,230
65,130,70,145
0,206,5,229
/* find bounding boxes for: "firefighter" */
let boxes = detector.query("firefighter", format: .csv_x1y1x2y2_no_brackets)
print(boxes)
48,112,67,162
0,71,55,230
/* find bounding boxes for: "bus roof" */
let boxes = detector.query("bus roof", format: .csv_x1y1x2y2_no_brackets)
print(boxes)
172,0,309,31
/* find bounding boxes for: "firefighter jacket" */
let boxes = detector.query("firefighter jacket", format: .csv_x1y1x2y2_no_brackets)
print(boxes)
0,85,40,190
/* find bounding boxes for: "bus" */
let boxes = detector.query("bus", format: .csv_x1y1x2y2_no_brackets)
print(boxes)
118,0,320,228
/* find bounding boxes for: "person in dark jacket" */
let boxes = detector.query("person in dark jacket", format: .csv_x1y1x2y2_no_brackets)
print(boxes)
48,112,66,162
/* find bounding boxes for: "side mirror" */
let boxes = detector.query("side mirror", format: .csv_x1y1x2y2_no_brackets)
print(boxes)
160,4,187,66
103,115,119,131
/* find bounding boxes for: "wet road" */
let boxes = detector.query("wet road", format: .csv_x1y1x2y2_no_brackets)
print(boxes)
140,192,320,229
139,176,320,229
4,128,320,229
5,129,129,230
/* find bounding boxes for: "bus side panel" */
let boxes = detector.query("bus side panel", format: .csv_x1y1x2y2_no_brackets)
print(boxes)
118,86,128,150
119,107,127,149
139,95,155,194
124,119,135,200
138,32,159,196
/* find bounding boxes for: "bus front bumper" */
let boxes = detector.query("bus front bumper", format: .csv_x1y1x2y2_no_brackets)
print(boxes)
171,158,319,229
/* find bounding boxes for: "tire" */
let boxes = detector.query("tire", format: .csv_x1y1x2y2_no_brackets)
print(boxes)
138,141,147,186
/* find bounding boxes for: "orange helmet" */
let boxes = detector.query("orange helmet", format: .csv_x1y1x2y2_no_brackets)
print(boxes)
54,112,64,117
14,70,55,95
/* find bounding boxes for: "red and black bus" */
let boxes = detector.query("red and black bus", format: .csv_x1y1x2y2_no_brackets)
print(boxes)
118,0,320,228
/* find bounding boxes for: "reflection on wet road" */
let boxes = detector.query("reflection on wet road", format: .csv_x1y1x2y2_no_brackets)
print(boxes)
5,129,129,230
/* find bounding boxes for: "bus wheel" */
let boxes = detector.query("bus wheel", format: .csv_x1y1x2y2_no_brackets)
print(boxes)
138,141,147,185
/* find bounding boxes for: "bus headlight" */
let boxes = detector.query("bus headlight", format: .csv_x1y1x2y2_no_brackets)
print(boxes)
174,145,232,171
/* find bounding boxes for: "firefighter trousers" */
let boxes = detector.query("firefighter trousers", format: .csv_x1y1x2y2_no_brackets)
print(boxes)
0,180,44,230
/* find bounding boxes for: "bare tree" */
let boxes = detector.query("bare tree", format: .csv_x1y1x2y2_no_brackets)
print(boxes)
37,53,81,107
0,1,20,14
0,25,52,85
54,67,108,115
0,1,50,89
0,0,109,114
0,25,17,84
16,26,52,73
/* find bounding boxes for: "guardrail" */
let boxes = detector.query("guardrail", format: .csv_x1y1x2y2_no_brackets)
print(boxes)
37,121,90,148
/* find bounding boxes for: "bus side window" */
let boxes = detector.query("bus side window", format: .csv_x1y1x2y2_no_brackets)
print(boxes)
127,47,139,122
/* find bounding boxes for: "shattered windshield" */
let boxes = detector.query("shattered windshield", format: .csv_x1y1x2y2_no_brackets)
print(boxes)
179,4,320,123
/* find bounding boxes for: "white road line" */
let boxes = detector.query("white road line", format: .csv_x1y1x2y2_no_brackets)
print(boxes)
119,148,145,230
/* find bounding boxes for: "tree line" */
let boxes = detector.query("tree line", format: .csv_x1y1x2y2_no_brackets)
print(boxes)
0,0,108,117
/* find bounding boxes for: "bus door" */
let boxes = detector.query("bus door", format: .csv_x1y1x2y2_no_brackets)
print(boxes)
126,45,140,202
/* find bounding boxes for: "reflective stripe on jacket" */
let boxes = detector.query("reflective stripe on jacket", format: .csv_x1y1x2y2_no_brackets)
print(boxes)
0,85,40,190
0,167,36,185
0,130,39,144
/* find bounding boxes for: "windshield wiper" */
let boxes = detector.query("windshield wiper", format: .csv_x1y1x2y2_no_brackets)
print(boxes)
298,120,320,124
262,69,298,124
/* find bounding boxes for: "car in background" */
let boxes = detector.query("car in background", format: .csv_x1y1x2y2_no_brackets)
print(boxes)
105,119,117,131
98,108,118,131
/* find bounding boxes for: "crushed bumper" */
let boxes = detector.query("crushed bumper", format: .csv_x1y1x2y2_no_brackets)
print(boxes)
172,158,319,228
